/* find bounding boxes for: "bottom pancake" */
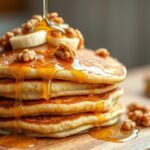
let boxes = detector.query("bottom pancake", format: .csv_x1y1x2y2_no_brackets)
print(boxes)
0,117,119,138
0,104,124,137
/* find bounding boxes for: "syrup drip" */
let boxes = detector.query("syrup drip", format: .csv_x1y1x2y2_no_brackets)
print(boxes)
89,123,139,143
95,101,104,112
37,66,58,100
10,65,27,132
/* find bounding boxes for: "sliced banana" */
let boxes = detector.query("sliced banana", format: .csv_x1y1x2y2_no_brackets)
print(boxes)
10,30,47,50
47,36,79,49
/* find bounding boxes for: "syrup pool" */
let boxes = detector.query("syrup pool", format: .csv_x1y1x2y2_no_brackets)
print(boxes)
89,123,139,143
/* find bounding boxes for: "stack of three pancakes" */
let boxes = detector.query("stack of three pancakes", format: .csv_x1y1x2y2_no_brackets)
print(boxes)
0,46,127,137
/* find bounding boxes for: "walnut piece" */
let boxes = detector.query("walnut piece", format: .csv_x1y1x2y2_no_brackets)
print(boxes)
65,28,77,38
22,18,39,34
121,119,136,130
128,103,149,113
18,49,37,62
140,113,150,127
127,103,150,127
55,42,76,60
96,48,110,58
0,28,22,50
128,110,143,122
51,30,62,38
47,12,64,24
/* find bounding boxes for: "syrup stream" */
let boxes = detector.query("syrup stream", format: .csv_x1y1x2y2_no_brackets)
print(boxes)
43,0,48,19
89,123,139,143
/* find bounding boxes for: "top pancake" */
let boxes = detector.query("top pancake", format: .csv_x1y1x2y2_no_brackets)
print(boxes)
0,45,127,84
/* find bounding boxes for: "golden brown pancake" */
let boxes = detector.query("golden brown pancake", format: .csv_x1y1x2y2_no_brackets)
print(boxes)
0,117,119,138
0,47,127,84
0,88,123,117
0,79,116,100
0,104,124,137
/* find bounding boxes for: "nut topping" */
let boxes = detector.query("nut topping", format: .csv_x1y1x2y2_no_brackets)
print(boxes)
140,113,150,127
65,28,77,38
121,119,136,130
47,12,64,24
96,48,110,58
51,30,62,38
128,103,149,113
127,103,150,127
55,42,76,60
128,110,143,122
18,49,37,62
0,28,22,50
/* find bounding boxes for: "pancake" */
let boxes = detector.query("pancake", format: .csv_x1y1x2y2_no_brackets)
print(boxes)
0,79,116,100
0,117,119,138
0,104,124,137
0,47,127,84
0,88,123,117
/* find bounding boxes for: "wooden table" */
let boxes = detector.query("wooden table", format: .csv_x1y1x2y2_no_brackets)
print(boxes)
1,66,150,150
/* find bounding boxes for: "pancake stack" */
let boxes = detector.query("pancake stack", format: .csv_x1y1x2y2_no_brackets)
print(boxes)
0,13,127,137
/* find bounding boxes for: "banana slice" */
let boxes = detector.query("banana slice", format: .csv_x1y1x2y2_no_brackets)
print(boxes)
47,36,79,49
10,30,47,50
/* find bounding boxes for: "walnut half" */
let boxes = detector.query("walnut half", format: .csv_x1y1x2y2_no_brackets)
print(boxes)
96,48,110,58
121,119,136,130
18,49,37,62
55,42,76,60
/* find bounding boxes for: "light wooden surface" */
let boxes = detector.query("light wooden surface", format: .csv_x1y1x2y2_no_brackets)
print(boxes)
0,66,150,150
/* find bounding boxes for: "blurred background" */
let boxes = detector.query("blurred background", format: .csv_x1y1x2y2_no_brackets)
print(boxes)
0,0,150,68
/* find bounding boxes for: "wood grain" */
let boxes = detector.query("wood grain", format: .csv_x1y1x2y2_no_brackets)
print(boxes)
0,66,150,150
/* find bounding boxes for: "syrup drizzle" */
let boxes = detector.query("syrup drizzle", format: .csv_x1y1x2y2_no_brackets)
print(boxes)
43,0,48,19
10,65,26,133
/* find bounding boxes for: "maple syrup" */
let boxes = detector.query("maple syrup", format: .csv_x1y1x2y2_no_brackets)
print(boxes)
43,0,48,19
89,123,139,143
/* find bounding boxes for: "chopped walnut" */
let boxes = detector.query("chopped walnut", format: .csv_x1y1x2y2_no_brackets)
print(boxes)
128,110,143,122
51,30,62,38
55,42,76,60
96,48,110,58
32,15,43,22
121,119,136,130
65,28,77,38
18,49,37,62
47,12,64,24
5,32,15,40
0,28,22,50
75,29,85,49
127,103,150,127
12,28,22,36
22,19,39,34
140,113,150,127
47,12,58,19
22,15,43,34
128,103,149,113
